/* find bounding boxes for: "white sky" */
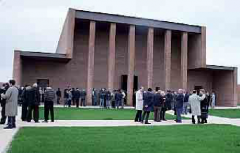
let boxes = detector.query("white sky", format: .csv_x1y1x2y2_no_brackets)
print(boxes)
0,0,240,83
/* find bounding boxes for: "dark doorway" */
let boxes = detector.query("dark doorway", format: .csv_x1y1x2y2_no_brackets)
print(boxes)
121,75,138,91
194,86,203,95
37,79,49,88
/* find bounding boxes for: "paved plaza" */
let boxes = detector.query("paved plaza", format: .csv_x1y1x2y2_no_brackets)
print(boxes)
1,106,240,153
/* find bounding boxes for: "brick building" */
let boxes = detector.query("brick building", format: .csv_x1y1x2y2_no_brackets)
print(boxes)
13,8,238,106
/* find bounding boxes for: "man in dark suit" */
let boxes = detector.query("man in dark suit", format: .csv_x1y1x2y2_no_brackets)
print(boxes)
175,89,184,123
0,83,7,124
56,88,62,104
153,90,162,122
75,88,81,108
26,83,40,123
142,88,154,124
80,89,86,106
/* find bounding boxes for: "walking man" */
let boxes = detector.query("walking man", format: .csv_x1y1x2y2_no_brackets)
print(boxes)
1,80,19,129
135,87,144,122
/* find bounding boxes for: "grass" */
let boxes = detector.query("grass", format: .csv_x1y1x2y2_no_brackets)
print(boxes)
209,109,240,118
8,125,240,153
39,107,183,120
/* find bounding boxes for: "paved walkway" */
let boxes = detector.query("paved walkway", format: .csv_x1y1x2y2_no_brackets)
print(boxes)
0,106,240,153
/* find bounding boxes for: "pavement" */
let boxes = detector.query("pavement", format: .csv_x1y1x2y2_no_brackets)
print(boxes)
0,106,240,153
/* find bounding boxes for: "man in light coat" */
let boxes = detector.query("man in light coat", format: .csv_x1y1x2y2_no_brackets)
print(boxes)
134,87,144,122
189,90,201,124
1,80,19,129
189,90,206,124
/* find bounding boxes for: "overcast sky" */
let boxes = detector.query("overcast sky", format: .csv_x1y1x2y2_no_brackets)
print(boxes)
0,0,240,83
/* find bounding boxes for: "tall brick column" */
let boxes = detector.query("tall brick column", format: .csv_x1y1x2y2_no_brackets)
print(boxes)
13,50,22,86
87,21,96,105
163,30,172,91
127,25,135,106
147,27,154,89
108,23,116,91
233,67,238,106
181,32,188,90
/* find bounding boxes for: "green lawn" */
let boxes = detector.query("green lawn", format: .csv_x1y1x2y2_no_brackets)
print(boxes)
8,125,240,153
39,107,181,120
209,109,240,118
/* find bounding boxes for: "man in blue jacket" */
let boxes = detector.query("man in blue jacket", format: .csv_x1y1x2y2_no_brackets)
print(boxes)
175,89,184,123
142,88,154,124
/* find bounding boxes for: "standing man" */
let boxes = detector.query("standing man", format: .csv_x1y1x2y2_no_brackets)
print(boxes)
75,88,81,108
153,90,162,122
159,91,166,121
1,80,19,129
26,83,40,123
56,88,62,104
92,88,97,106
200,89,208,124
189,90,201,124
211,92,216,109
121,90,126,109
165,90,173,111
0,83,8,124
71,88,76,106
182,90,189,115
44,86,56,122
80,89,86,107
135,87,144,122
106,89,112,109
99,89,105,108
142,88,154,124
115,89,123,109
21,85,29,121
175,89,184,123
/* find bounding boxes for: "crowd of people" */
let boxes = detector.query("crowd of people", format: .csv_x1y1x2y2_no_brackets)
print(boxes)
134,87,216,124
0,80,56,129
54,87,126,109
0,79,216,129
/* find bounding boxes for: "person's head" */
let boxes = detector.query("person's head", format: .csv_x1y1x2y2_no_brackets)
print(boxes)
192,90,197,94
200,89,205,95
9,80,16,87
160,91,165,96
33,83,38,88
58,88,60,90
139,86,144,91
183,89,186,94
178,89,183,94
148,88,152,92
